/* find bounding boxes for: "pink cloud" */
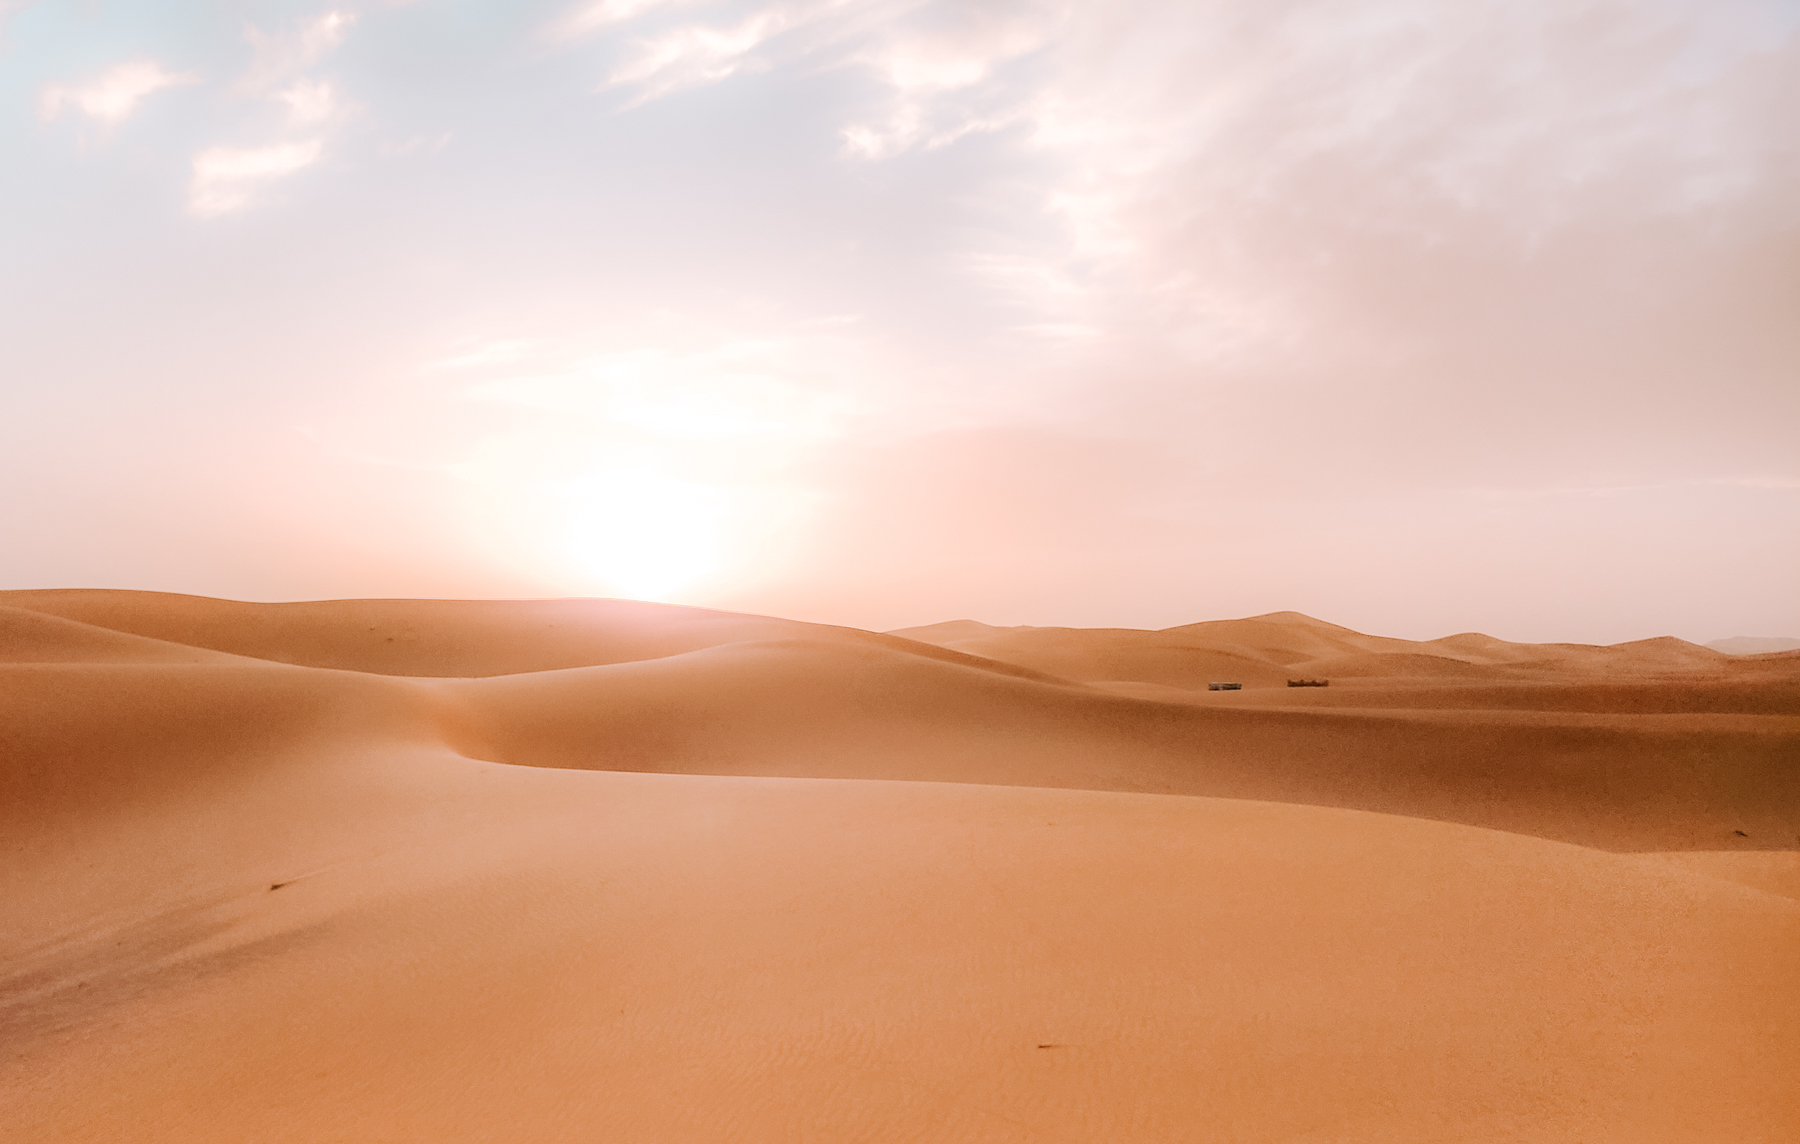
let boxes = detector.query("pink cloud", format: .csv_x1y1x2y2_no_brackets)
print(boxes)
39,59,199,123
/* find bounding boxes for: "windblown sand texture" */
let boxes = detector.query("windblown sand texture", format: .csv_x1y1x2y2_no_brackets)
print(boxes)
5,590,1797,1141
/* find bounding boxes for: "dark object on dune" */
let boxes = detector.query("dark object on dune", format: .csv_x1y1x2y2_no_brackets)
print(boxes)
1207,682,1243,691
1287,679,1329,687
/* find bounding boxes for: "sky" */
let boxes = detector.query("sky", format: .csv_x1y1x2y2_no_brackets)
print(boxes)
2,0,1796,643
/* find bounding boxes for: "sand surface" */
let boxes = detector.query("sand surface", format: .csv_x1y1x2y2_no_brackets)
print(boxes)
4,591,1797,1141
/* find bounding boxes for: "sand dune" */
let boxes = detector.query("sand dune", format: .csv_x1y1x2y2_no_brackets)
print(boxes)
893,610,1747,685
4,592,1797,1141
1279,648,1512,680
887,623,1296,688
417,638,1798,851
1,589,1059,682
0,605,256,667
1709,636,1800,656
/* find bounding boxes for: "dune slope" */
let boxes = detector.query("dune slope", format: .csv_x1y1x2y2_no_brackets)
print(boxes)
430,638,1799,851
3,593,1794,851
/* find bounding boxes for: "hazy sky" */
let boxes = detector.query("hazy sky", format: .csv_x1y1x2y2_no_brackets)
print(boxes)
3,0,1796,642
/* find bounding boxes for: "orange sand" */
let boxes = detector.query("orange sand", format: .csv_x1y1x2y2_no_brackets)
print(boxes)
4,591,1796,1141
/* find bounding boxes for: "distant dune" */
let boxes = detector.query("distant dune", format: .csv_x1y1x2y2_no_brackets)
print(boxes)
1708,635,1800,656
5,591,1797,1142
891,610,1760,683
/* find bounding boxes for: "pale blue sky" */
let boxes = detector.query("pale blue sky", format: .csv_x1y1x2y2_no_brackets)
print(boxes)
3,0,1796,642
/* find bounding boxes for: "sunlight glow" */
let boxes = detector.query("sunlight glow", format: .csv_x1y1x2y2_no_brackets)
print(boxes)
452,329,863,602
560,466,726,600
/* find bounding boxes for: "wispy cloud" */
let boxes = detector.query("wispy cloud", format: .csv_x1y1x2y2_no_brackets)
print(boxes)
189,141,324,217
839,2,1059,156
39,59,199,123
278,79,337,125
185,8,355,218
240,9,356,94
545,0,690,44
588,0,895,102
606,7,791,98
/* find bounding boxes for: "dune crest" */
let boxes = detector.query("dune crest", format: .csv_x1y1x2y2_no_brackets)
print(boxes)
893,609,1750,685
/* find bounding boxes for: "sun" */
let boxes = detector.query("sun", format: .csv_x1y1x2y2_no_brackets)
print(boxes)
560,466,727,601
454,327,858,603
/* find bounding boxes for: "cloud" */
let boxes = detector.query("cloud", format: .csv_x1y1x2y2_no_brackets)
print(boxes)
241,9,356,94
839,1,1060,155
571,0,1798,351
188,140,324,217
606,7,792,97
808,1,1800,479
545,0,690,44
278,79,337,124
179,9,354,217
38,59,199,123
592,0,895,102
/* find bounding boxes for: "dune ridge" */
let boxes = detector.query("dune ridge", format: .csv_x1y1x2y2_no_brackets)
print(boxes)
3,596,1794,851
4,591,1797,1141
0,589,1065,682
891,609,1775,686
